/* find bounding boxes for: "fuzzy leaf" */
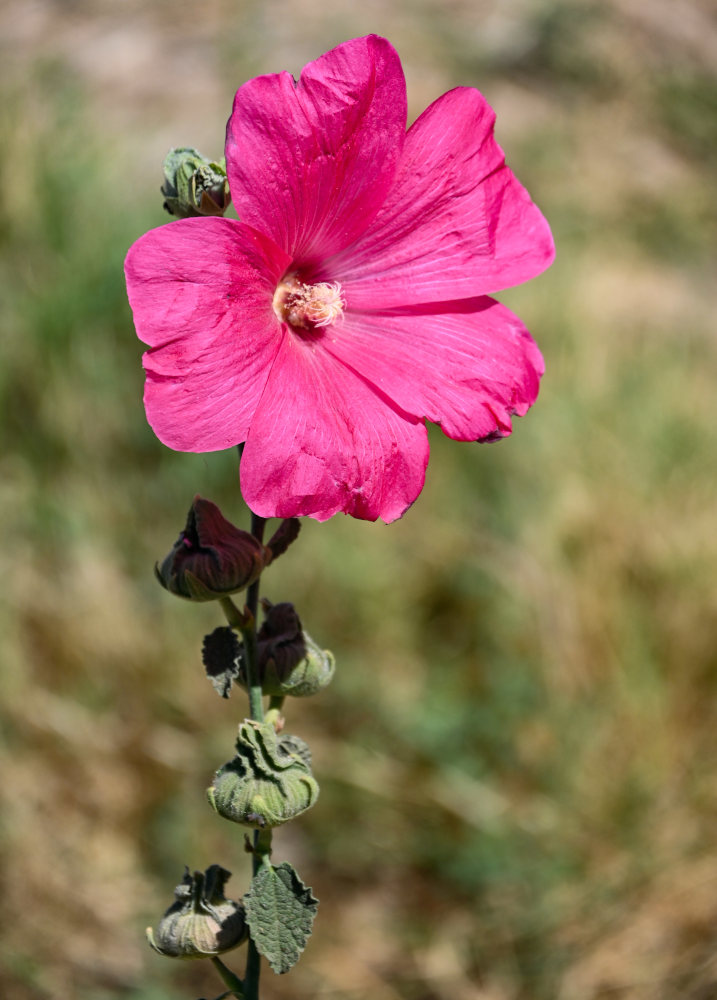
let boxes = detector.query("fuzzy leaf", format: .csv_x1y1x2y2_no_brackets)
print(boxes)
243,861,318,974
202,626,242,698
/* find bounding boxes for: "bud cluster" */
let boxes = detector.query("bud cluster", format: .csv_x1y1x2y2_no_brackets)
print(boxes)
151,495,327,981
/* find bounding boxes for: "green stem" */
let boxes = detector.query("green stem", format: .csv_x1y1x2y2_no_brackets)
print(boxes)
211,956,244,998
264,695,285,730
244,512,266,723
243,931,262,1000
218,596,249,631
243,510,269,1000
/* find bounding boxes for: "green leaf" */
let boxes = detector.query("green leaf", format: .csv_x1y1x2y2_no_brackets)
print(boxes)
243,862,318,974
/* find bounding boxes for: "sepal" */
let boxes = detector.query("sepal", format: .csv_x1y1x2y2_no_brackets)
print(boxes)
265,518,301,560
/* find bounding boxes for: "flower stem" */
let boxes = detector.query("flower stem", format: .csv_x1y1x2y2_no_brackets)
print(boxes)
244,512,266,723
211,956,245,998
242,510,269,1000
264,695,285,730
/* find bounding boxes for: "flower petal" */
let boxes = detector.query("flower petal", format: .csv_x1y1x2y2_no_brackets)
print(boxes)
225,35,407,264
125,217,290,452
240,334,429,522
322,297,544,441
320,87,555,308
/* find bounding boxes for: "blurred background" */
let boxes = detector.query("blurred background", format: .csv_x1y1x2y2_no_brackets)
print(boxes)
2,1,717,997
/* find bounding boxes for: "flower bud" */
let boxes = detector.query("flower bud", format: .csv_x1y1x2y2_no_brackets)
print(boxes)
238,601,335,698
147,864,247,960
155,496,270,602
208,720,319,828
161,147,231,218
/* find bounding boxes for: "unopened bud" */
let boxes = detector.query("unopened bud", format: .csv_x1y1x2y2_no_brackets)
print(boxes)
161,147,231,218
238,601,335,698
155,497,270,602
147,865,247,960
208,721,319,828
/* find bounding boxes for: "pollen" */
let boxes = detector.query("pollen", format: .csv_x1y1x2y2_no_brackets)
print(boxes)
273,276,345,330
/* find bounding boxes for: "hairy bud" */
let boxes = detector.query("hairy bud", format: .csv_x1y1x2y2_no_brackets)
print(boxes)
147,865,247,960
237,601,335,698
208,721,319,828
161,147,231,218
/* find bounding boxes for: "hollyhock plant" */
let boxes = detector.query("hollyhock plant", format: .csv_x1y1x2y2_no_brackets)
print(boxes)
125,34,554,523
130,36,555,1000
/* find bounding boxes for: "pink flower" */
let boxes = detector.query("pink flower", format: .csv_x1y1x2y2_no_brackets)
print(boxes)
125,35,554,523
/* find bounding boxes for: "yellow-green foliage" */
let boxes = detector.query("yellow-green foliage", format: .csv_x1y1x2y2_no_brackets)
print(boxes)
2,2,717,999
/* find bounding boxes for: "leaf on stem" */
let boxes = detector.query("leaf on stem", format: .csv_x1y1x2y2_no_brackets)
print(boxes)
243,861,318,974
202,626,242,698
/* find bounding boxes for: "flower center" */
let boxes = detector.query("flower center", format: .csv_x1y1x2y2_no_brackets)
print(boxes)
273,275,345,330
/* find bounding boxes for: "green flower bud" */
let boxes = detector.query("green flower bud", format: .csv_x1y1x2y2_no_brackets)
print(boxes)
155,496,271,602
237,601,335,698
161,147,231,218
147,865,247,960
208,721,319,829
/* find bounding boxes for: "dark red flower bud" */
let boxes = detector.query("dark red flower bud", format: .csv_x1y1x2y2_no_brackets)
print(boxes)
257,601,306,677
155,497,270,601
235,601,335,698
